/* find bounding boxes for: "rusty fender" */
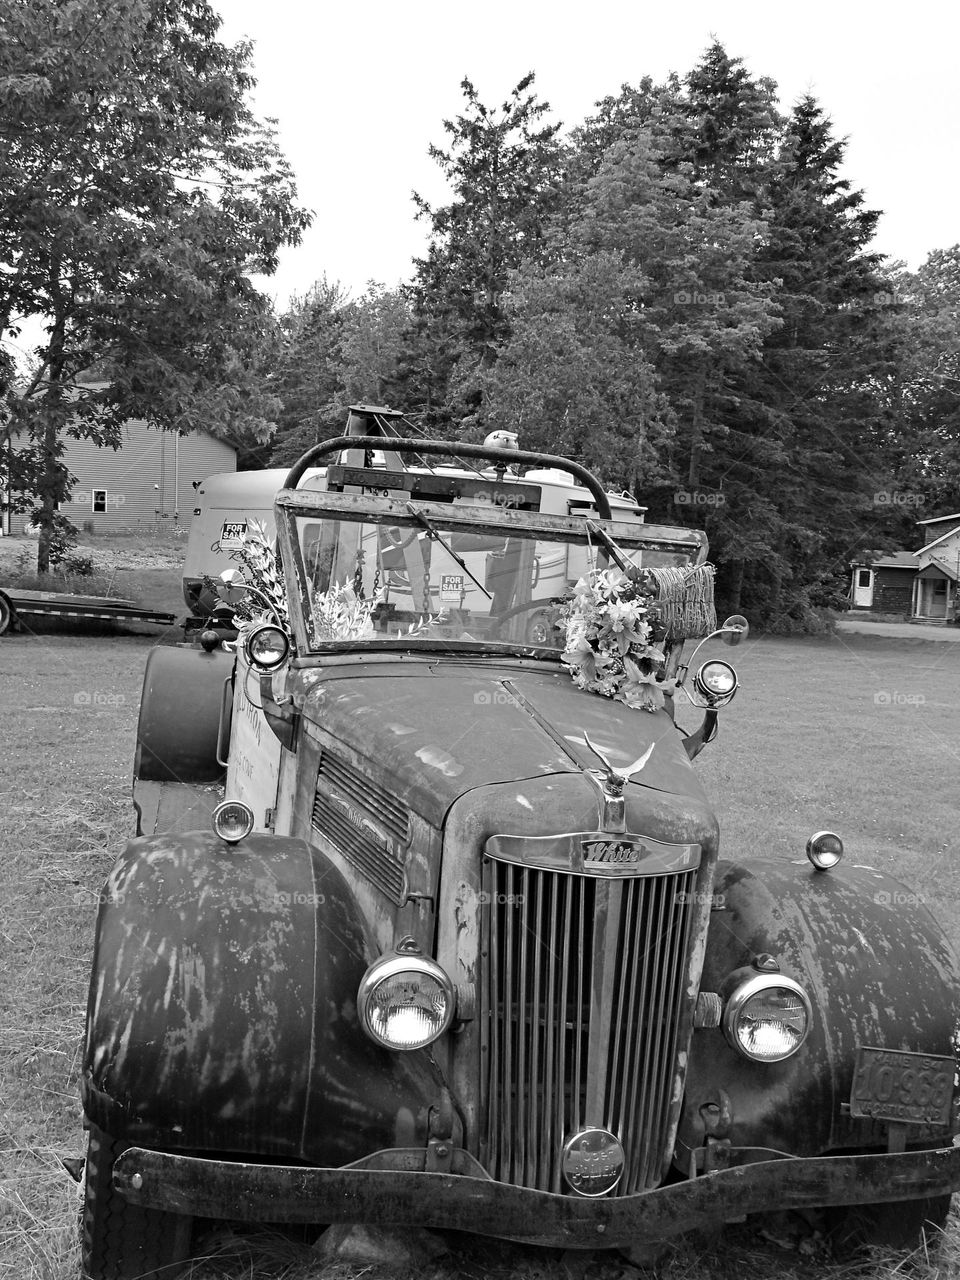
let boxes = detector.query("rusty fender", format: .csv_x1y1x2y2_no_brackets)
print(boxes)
82,831,441,1163
678,857,960,1160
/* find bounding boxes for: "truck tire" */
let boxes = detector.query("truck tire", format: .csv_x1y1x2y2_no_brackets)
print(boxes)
829,1193,951,1254
0,592,13,636
135,645,234,783
81,1124,194,1280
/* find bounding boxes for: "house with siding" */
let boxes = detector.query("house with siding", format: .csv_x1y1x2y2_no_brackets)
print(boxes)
2,418,236,535
850,512,960,621
913,512,960,620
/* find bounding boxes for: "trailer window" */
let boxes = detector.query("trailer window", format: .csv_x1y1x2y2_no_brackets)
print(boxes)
92,490,107,513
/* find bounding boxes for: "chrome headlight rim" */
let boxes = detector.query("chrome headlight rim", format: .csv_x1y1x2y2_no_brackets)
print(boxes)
245,622,291,672
212,799,255,845
357,953,455,1052
806,829,844,870
722,972,812,1063
693,659,738,705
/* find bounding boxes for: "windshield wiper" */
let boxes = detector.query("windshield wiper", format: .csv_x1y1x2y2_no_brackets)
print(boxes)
403,502,493,600
585,519,632,573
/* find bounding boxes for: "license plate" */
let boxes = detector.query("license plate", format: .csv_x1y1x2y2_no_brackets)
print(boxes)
850,1046,955,1126
220,520,247,548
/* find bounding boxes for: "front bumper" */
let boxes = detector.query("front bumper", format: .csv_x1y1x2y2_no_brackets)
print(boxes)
115,1143,960,1248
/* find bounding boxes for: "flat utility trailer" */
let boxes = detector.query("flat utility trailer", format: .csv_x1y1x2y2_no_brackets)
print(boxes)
0,587,175,636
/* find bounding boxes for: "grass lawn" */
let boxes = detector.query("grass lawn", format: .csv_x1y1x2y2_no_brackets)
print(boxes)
0,629,957,1279
0,531,188,620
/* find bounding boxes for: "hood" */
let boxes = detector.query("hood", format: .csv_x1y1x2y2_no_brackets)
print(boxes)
299,660,710,829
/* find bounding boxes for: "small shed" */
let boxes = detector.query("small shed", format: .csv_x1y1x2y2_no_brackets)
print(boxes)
850,552,918,613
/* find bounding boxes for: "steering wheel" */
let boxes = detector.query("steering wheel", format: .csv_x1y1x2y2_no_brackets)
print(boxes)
488,599,559,644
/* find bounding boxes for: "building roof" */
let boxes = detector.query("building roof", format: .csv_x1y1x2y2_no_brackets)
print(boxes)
919,557,959,582
855,551,918,570
919,523,960,555
917,511,960,526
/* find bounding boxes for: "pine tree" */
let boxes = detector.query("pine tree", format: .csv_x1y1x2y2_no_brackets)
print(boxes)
411,74,564,432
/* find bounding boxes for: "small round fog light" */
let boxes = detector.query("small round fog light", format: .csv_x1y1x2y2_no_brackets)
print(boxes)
246,623,290,671
806,830,844,870
694,659,738,703
212,800,254,844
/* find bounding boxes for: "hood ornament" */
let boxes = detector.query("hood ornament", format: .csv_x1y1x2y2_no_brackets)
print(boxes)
580,733,654,833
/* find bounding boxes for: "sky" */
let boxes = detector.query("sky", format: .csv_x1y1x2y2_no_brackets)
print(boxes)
214,0,959,309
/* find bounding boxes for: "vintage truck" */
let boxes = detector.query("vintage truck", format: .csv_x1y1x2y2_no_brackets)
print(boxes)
81,423,960,1278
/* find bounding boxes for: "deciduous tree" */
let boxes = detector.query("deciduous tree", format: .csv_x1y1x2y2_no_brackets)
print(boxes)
0,0,310,568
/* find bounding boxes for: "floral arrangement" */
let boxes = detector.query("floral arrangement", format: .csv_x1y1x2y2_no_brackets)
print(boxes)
559,564,715,713
230,520,289,628
311,581,377,643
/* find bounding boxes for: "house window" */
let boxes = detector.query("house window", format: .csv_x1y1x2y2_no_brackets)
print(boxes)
857,569,872,589
92,490,107,513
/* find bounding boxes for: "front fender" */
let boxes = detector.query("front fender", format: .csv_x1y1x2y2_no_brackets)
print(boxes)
82,831,440,1163
678,857,960,1160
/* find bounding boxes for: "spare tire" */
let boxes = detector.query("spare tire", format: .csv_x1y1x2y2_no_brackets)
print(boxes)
135,645,234,783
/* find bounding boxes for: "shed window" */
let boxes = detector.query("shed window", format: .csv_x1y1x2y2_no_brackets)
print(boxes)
92,490,107,513
857,569,872,588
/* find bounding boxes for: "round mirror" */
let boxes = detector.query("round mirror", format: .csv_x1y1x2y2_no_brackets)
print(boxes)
217,568,249,605
721,614,749,646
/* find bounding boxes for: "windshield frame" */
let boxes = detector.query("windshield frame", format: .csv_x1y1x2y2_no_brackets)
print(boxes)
275,488,707,660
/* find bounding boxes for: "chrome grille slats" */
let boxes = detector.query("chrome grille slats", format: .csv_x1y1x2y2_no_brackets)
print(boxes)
312,749,410,904
480,857,697,1195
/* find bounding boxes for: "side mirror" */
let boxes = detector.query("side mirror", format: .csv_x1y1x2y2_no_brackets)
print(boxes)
217,568,249,605
720,614,749,646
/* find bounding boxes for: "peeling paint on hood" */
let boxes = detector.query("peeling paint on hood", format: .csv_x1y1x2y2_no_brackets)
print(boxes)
300,663,708,828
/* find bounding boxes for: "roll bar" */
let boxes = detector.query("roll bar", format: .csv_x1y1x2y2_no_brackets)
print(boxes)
283,436,613,521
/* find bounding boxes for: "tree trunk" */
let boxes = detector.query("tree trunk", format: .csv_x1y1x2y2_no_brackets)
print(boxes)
726,558,744,613
686,364,707,491
36,310,67,576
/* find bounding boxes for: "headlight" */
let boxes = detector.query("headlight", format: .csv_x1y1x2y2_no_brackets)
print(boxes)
212,799,254,844
357,953,455,1051
723,974,812,1062
806,830,844,870
245,623,290,671
693,659,738,704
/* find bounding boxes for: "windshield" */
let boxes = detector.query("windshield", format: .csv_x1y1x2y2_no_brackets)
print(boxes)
276,491,707,660
290,510,626,651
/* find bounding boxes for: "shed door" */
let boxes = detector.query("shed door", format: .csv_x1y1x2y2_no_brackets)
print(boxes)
853,567,874,608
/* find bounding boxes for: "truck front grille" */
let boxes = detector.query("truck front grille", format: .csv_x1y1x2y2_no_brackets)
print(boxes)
480,857,696,1194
